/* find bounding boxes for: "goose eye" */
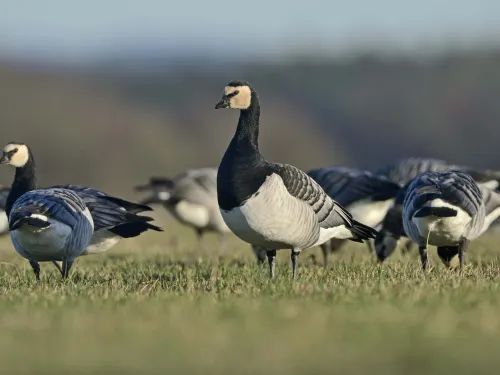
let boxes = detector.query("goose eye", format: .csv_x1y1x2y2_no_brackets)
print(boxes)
233,90,239,95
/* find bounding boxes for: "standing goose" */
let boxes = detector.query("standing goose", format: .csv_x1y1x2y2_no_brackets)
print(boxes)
214,81,377,279
307,166,400,265
0,186,10,236
0,143,162,279
134,168,231,252
402,170,486,270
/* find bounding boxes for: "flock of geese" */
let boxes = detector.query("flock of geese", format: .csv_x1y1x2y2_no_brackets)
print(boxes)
1,80,500,280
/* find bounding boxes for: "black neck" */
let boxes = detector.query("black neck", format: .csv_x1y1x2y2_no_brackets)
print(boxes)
218,90,272,210
233,93,260,151
6,154,36,216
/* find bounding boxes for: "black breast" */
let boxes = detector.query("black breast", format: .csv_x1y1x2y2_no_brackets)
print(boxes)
217,142,271,211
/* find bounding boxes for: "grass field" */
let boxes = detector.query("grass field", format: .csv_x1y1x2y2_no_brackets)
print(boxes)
1,222,500,374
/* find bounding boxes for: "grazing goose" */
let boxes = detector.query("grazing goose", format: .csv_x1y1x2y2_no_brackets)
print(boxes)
402,170,486,270
374,157,500,262
306,166,400,266
0,142,162,279
214,80,377,279
135,167,231,252
378,180,500,267
0,186,9,236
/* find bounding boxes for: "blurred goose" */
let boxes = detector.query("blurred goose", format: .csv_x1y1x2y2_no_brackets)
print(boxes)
135,167,231,252
0,186,9,236
0,142,162,279
403,170,488,270
374,157,500,262
214,80,377,279
306,166,400,266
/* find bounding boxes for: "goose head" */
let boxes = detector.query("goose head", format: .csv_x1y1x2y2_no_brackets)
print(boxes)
215,81,253,110
0,143,30,168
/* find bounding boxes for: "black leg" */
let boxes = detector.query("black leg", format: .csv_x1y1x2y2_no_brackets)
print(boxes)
458,238,470,270
365,239,375,254
195,228,206,252
253,246,267,265
291,249,300,279
419,245,428,271
52,261,64,277
29,260,41,281
219,233,227,256
266,250,276,279
401,239,414,254
320,241,330,268
61,259,74,279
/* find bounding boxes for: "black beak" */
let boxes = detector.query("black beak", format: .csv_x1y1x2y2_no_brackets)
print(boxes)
215,98,229,109
0,154,8,165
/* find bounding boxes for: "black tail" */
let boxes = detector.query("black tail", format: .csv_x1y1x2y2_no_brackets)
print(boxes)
414,206,457,218
348,220,378,243
10,217,50,231
109,221,163,238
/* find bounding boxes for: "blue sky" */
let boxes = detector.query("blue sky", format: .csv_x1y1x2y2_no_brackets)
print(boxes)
2,0,500,62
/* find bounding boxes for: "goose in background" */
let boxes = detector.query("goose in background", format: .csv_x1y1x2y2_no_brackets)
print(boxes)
135,167,231,253
402,170,494,271
377,179,500,266
0,186,9,236
0,142,162,279
306,166,401,266
214,80,377,279
374,157,500,262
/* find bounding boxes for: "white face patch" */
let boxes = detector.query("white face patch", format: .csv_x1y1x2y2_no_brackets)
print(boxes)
224,85,252,109
3,143,29,168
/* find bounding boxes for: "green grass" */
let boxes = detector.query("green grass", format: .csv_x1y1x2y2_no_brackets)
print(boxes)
1,223,500,374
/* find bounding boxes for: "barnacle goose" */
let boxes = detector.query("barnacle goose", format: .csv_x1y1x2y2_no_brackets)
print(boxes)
0,142,162,279
55,185,163,255
374,158,500,262
0,186,9,236
306,166,400,266
402,170,490,270
215,81,377,279
135,167,231,252
377,179,500,265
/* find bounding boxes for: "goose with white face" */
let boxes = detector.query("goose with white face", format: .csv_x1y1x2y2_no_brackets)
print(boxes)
0,143,30,167
215,85,252,110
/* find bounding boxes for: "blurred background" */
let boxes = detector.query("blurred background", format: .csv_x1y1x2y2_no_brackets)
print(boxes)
1,0,500,197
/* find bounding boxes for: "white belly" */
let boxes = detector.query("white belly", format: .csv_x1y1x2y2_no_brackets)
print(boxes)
347,199,394,228
0,211,8,235
167,201,210,229
220,174,318,250
83,230,121,255
412,199,471,246
11,219,72,261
